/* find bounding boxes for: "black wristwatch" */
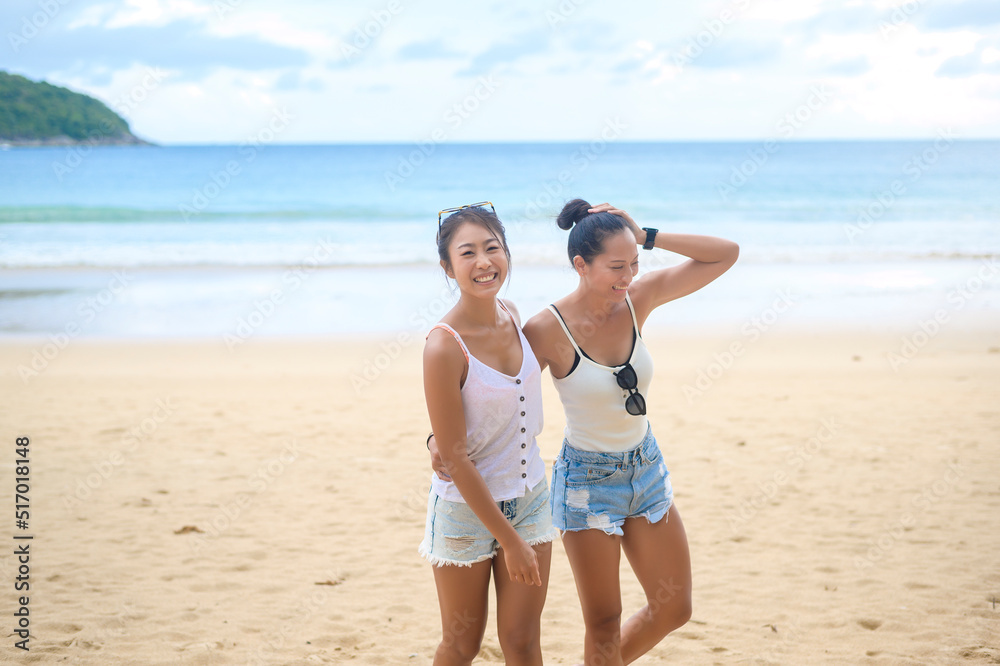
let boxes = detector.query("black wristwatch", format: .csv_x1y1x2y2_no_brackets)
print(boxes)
641,227,658,250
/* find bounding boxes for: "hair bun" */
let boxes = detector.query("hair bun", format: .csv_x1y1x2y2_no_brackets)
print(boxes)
556,198,591,231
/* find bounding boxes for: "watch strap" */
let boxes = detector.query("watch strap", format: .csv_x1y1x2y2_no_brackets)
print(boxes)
641,227,658,250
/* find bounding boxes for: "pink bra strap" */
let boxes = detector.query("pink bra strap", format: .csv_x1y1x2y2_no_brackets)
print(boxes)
427,323,470,363
496,299,513,318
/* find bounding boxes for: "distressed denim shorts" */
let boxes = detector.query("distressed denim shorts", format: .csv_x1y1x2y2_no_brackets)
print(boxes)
551,426,673,537
419,479,557,567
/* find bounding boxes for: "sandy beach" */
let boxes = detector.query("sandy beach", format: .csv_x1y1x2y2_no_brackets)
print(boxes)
1,323,998,665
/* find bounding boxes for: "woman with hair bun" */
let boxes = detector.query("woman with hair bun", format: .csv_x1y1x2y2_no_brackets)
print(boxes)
522,199,738,664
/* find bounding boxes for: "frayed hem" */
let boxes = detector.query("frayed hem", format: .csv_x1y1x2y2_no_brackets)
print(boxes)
638,508,670,526
523,532,558,547
638,498,673,526
418,544,497,568
556,525,624,537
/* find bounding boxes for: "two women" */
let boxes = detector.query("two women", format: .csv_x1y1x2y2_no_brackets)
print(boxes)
423,199,738,665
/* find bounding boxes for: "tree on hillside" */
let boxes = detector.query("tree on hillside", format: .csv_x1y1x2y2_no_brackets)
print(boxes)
0,71,142,143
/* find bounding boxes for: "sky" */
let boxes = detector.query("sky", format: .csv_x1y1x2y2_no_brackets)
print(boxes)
2,0,999,144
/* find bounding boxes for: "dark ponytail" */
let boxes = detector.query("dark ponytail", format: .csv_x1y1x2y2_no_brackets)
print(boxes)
557,198,628,265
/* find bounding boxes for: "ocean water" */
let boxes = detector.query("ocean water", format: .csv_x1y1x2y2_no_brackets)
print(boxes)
0,141,998,338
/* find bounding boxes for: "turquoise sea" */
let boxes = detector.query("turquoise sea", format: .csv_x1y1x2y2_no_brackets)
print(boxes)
0,140,998,337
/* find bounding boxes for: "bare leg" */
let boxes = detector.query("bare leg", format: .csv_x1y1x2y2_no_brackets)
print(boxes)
561,529,625,666
619,504,693,664
431,559,493,665
493,541,553,665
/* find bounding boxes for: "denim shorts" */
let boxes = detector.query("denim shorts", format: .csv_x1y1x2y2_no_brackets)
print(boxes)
419,479,557,567
551,426,673,537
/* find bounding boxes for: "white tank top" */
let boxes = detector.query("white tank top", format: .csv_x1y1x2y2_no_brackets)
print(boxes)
427,302,546,503
547,293,654,452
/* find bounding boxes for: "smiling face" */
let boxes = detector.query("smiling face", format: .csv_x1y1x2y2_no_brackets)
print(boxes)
573,228,638,301
442,221,509,297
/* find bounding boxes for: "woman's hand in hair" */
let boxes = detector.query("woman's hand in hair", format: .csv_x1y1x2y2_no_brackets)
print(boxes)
588,202,645,246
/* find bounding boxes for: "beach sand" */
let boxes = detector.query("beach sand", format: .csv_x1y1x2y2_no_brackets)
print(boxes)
1,325,998,665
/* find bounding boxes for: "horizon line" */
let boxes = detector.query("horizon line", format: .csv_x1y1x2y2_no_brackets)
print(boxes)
75,136,1000,148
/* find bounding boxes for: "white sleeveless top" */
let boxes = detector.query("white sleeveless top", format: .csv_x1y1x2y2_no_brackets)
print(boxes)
547,293,654,452
427,302,546,503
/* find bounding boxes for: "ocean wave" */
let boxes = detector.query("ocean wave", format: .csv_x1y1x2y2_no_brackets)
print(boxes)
1,247,996,269
0,206,418,224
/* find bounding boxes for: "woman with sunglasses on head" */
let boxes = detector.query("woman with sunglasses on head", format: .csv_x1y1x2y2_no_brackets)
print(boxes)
421,202,556,665
521,199,738,665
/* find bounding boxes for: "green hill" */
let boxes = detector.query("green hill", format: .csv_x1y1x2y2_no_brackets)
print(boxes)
0,71,150,146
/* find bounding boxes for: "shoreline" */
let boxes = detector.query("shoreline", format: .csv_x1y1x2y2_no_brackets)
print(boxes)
1,134,152,148
2,317,999,342
1,259,998,339
1,250,997,268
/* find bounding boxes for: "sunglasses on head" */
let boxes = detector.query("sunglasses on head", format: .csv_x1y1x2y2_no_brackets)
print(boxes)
614,362,647,416
438,201,495,227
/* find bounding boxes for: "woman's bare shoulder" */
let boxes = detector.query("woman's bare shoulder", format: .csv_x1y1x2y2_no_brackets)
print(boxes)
423,325,465,363
523,308,560,345
500,298,522,327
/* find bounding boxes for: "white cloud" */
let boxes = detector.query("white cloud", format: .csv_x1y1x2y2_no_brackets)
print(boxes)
10,0,1000,141
207,10,334,55
66,3,118,29
745,0,831,23
104,0,210,28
